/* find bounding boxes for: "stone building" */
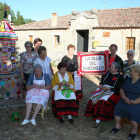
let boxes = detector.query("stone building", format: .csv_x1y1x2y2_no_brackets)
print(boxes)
13,7,140,63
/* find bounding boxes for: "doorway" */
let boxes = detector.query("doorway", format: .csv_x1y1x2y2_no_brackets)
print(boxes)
77,30,89,52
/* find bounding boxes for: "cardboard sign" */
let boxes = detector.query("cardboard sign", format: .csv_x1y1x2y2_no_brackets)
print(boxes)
77,51,109,75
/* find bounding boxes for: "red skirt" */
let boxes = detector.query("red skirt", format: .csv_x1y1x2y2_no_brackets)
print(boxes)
52,91,79,119
85,94,121,121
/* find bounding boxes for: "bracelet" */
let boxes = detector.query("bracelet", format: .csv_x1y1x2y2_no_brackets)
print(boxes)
133,101,135,105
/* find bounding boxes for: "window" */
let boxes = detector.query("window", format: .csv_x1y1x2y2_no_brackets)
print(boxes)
126,37,135,50
55,35,60,45
29,35,33,42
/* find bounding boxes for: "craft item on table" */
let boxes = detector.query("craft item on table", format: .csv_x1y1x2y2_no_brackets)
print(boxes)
61,80,73,98
11,112,20,121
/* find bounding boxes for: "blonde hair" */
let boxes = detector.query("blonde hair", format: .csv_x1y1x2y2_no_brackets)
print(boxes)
130,64,140,76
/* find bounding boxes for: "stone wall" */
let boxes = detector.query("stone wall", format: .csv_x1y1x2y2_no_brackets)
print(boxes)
15,27,140,64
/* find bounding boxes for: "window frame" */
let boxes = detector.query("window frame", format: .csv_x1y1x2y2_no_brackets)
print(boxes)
126,37,135,50
55,35,60,45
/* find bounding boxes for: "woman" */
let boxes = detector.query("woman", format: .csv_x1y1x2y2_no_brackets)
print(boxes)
109,44,123,70
20,41,38,90
112,64,140,140
21,64,51,125
62,44,83,101
123,49,138,80
51,62,79,124
34,46,54,80
85,62,124,128
31,38,42,53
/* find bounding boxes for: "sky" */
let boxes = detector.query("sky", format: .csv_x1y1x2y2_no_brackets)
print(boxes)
1,0,140,21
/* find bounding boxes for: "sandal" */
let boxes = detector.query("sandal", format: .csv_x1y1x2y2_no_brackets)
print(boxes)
128,133,137,140
111,127,121,134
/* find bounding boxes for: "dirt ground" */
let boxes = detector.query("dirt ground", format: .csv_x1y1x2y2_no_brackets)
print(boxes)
0,68,140,140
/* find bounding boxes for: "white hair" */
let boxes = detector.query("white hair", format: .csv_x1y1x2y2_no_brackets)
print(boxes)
127,49,135,56
33,64,43,72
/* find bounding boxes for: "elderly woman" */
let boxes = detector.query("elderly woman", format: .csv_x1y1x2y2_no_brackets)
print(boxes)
123,49,138,80
20,41,38,90
62,44,83,101
109,44,123,70
111,64,140,140
85,62,124,128
21,64,51,125
34,46,54,80
51,62,79,124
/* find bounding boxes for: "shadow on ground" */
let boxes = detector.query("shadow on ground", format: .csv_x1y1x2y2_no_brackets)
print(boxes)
0,75,140,140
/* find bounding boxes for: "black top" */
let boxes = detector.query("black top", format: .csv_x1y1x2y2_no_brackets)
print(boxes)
62,55,78,72
31,47,35,51
100,71,124,95
109,54,123,69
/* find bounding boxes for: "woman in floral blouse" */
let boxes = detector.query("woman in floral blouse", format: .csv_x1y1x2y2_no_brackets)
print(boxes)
20,41,38,90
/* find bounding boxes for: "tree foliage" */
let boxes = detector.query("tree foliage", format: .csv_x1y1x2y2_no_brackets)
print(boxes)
0,2,35,26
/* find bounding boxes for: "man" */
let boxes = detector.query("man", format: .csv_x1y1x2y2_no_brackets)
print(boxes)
31,38,42,53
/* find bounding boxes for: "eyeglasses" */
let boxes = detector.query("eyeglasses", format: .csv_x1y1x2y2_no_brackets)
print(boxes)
127,54,133,56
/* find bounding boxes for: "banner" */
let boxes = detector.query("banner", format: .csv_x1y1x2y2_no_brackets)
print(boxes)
77,50,109,75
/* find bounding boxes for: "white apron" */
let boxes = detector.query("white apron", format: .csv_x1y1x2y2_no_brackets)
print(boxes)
26,73,49,109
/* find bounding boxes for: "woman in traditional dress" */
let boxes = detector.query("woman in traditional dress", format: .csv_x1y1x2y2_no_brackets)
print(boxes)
20,41,38,90
109,44,123,70
85,62,124,128
51,62,79,124
62,44,83,101
21,64,51,125
123,49,138,80
111,64,140,140
33,46,54,80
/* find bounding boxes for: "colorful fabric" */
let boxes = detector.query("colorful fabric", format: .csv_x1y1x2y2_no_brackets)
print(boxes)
85,98,116,121
20,51,38,74
26,74,49,109
61,79,73,98
0,76,23,98
91,89,111,104
0,19,17,41
123,60,138,80
52,91,79,119
51,71,79,119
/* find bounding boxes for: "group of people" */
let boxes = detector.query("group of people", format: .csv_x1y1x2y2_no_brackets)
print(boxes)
20,40,140,140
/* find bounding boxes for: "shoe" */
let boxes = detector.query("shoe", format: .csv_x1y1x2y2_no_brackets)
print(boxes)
93,122,99,128
30,119,36,125
68,119,74,124
111,127,121,134
59,118,64,124
128,133,137,140
21,119,29,125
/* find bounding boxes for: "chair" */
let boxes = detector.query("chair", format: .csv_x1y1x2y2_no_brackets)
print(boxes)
32,102,49,119
121,118,140,135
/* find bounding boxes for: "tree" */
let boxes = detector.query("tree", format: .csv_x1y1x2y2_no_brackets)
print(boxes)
0,2,10,21
0,2,36,26
25,18,35,24
13,11,25,26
